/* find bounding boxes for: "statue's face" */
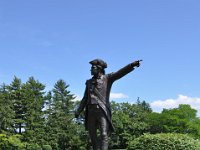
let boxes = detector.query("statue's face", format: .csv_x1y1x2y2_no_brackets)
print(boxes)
91,65,99,76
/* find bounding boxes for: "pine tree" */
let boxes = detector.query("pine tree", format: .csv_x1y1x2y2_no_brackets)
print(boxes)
22,77,46,144
46,79,87,149
0,83,14,133
7,76,25,134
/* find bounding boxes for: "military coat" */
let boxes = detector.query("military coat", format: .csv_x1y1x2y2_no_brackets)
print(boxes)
77,63,135,132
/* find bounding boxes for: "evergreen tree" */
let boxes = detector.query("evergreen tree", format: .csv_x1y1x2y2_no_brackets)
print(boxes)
7,76,25,134
46,79,86,149
22,77,46,145
0,83,14,133
136,97,152,112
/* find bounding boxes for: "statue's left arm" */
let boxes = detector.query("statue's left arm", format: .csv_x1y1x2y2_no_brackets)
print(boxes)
75,83,88,118
108,60,141,82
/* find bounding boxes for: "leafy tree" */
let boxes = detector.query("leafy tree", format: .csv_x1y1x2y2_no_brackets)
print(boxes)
187,118,200,138
110,101,150,149
147,104,200,138
146,112,163,133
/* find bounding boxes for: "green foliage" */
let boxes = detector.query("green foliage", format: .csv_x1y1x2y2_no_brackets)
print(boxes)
0,134,25,149
187,118,200,138
0,77,88,149
1,76,200,149
26,143,42,150
21,77,46,145
136,97,152,112
0,84,15,132
147,104,200,138
42,145,52,150
110,101,151,149
7,76,25,134
128,133,200,150
45,79,87,149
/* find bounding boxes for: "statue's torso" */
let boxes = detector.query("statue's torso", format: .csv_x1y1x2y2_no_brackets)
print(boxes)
87,75,112,105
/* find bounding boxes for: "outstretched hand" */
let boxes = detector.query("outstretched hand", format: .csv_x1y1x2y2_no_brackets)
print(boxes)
131,60,143,68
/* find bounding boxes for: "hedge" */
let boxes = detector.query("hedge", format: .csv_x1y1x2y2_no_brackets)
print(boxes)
128,133,200,150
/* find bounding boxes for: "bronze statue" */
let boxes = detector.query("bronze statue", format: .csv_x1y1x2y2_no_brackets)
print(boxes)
75,59,142,150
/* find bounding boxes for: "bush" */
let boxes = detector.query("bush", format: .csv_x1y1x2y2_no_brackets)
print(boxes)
0,134,25,149
26,143,42,150
42,145,52,150
128,133,200,150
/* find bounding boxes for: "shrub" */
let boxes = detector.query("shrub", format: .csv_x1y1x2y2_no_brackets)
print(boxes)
0,134,25,149
26,143,42,150
128,133,200,150
42,145,52,150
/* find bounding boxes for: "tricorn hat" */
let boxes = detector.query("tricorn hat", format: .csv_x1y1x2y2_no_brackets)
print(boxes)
89,59,107,69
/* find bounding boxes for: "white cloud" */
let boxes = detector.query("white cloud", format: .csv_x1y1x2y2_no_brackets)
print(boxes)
150,95,200,115
110,93,129,99
73,94,82,102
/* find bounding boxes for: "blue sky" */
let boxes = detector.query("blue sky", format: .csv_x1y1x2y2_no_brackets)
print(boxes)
0,0,200,114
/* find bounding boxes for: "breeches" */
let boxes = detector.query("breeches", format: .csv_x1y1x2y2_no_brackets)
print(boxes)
87,104,109,150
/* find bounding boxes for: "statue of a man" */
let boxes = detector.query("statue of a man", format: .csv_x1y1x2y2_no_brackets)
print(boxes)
75,59,141,150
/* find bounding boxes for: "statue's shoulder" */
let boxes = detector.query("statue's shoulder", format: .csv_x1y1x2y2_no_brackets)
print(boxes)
106,72,114,78
85,78,92,85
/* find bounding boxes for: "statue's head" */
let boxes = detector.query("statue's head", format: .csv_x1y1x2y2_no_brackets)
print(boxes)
89,59,107,76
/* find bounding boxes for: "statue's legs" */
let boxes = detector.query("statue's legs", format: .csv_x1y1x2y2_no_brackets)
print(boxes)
87,105,109,150
99,113,108,150
88,105,100,150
